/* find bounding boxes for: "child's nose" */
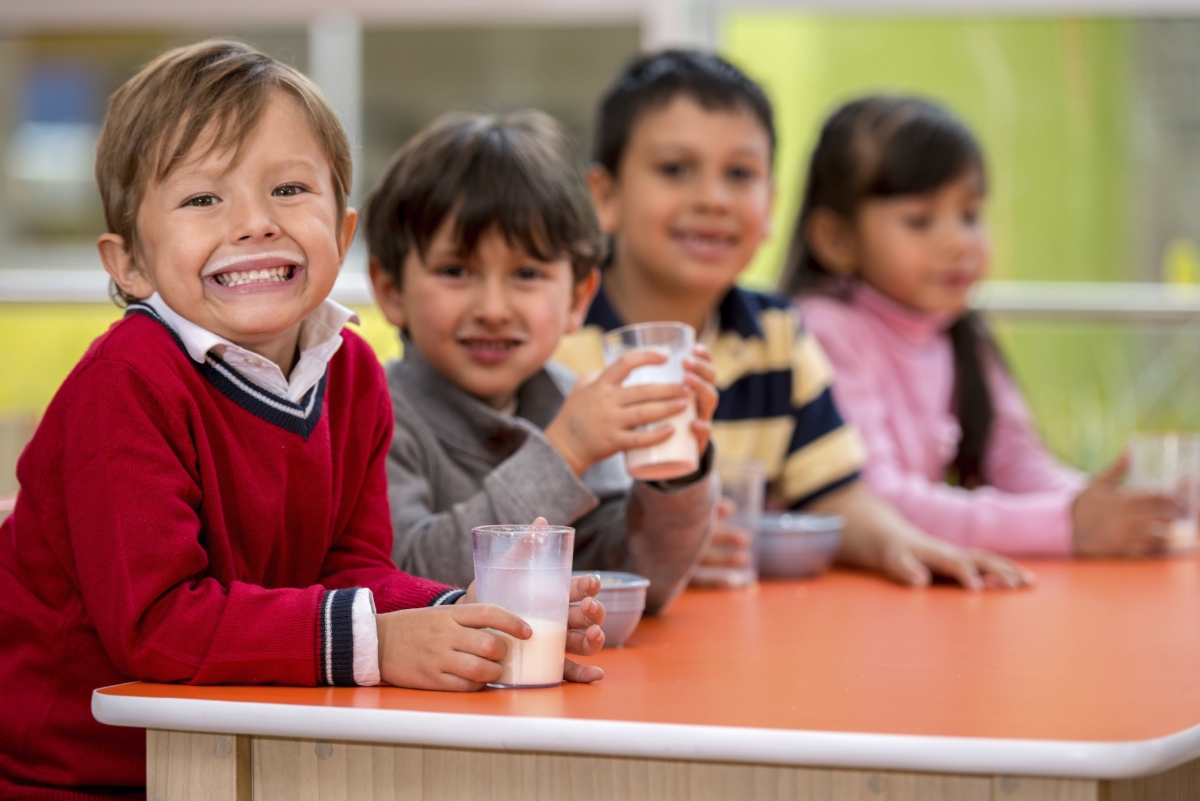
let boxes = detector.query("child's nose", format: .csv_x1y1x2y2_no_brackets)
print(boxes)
232,198,282,243
472,281,513,325
947,219,977,252
693,172,732,212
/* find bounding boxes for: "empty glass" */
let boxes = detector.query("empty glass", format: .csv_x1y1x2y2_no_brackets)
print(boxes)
691,458,765,588
1127,432,1200,553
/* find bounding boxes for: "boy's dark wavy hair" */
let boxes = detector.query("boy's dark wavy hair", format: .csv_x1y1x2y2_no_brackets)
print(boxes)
593,48,776,176
780,95,997,488
364,110,604,287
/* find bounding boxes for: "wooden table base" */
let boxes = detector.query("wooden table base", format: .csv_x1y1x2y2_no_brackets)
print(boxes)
145,729,1200,801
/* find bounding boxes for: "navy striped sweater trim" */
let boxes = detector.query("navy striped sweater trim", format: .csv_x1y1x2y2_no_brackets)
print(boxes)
318,588,358,687
124,303,327,439
430,589,467,606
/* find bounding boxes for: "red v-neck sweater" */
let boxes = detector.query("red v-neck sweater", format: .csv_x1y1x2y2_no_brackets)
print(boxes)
0,311,452,798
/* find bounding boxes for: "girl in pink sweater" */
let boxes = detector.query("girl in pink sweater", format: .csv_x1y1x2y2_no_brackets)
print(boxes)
784,96,1175,557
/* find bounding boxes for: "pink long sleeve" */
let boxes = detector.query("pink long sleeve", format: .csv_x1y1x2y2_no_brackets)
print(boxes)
797,288,1084,556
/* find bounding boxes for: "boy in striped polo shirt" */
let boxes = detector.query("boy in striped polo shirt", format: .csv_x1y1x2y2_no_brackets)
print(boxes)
555,50,1031,589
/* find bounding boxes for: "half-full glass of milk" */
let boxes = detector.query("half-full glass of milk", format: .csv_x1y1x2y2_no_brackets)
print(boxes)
1128,432,1200,553
602,322,698,481
472,524,574,688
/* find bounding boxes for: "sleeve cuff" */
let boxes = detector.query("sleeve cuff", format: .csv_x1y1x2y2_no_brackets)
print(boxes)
351,588,380,687
318,588,359,686
646,440,715,493
429,588,467,606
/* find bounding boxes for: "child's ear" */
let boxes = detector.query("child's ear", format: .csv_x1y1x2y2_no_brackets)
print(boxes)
762,178,778,242
805,209,858,276
565,268,601,334
369,257,407,331
338,208,359,261
98,233,154,300
586,165,620,235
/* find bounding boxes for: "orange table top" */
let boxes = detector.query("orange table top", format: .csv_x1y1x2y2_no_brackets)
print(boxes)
94,558,1200,777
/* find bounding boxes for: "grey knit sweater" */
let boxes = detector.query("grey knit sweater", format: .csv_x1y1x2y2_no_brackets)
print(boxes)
385,345,718,613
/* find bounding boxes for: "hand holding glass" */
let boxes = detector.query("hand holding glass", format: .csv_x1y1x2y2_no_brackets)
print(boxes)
1128,433,1200,553
601,322,699,481
472,524,574,688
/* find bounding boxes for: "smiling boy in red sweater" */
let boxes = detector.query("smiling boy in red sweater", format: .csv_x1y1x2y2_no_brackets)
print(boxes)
0,41,603,799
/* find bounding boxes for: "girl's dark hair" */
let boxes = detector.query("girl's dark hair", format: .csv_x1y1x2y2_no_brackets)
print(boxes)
781,96,995,488
364,110,604,287
593,49,776,175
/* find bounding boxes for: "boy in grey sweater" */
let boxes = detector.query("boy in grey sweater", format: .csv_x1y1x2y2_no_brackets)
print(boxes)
364,111,719,613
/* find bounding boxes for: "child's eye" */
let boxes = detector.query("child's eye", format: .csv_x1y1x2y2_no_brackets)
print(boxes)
514,266,548,281
435,263,468,280
272,184,307,198
182,194,219,208
657,161,690,179
902,214,933,231
727,164,757,182
963,208,982,225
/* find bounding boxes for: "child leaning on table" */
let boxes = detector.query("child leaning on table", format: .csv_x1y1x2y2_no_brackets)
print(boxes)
0,41,603,798
785,95,1179,557
554,49,1033,589
363,111,721,614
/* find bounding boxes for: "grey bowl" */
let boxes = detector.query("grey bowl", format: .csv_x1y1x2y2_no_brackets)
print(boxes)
573,571,649,648
757,513,843,579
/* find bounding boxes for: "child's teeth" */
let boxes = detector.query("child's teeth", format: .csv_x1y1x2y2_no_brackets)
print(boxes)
215,266,292,286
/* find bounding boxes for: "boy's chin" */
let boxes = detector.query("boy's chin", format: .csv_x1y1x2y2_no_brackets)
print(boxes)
666,258,747,296
453,368,536,409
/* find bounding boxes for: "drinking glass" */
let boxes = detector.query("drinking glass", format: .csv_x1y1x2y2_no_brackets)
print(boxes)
472,524,574,688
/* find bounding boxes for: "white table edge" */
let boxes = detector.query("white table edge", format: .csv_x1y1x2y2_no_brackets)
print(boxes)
92,687,1200,780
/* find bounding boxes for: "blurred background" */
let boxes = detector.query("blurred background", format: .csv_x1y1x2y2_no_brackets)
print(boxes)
3,0,1200,495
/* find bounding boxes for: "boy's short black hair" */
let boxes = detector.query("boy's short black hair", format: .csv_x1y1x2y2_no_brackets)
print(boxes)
364,110,603,287
593,49,776,175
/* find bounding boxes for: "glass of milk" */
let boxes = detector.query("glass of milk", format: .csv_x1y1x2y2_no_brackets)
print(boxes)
472,524,575,688
602,322,699,481
1128,432,1200,553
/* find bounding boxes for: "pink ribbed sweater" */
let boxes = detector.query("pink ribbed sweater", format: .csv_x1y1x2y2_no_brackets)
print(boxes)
798,285,1084,555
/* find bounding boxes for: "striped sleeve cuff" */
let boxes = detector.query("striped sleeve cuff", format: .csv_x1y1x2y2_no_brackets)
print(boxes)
429,588,466,606
318,588,359,687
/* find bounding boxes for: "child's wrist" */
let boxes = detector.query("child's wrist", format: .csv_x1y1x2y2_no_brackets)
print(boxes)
543,420,590,477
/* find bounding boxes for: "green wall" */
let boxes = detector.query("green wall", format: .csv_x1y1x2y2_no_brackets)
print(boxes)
724,15,1132,289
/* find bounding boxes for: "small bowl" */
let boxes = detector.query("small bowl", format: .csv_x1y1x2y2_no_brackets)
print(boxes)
757,513,843,579
573,571,649,648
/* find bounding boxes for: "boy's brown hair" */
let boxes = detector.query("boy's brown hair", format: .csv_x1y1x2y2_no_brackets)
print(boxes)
95,39,353,305
364,111,603,286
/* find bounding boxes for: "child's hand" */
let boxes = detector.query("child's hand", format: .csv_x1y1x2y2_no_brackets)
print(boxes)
455,573,606,684
873,528,1035,590
453,517,605,683
563,573,606,683
814,480,1035,590
1072,453,1179,556
375,603,530,691
544,350,694,476
684,345,718,456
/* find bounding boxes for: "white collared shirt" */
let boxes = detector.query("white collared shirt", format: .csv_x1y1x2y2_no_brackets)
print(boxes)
144,293,359,403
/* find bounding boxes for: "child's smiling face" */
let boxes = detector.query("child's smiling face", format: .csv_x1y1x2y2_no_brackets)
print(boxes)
854,170,990,316
591,96,774,298
100,91,356,367
371,219,597,409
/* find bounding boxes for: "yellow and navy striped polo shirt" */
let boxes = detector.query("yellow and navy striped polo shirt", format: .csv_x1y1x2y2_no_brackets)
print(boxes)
553,285,865,508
